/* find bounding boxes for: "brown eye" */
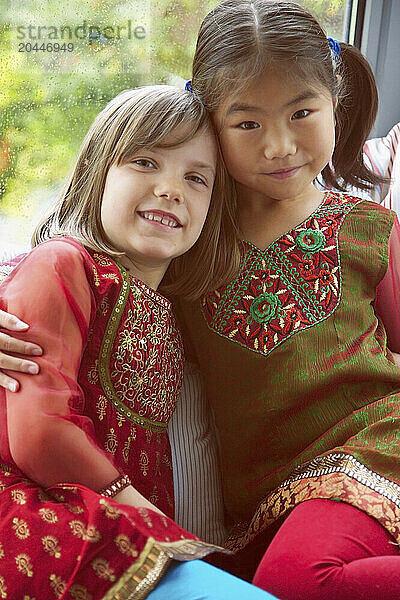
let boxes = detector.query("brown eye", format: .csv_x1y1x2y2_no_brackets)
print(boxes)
238,121,260,130
187,174,207,186
132,159,155,168
292,109,311,120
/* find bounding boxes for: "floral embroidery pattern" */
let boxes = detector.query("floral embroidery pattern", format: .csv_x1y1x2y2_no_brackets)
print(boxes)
202,193,361,356
109,279,183,424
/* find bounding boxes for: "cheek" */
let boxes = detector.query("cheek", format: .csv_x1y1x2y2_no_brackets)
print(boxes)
219,132,241,169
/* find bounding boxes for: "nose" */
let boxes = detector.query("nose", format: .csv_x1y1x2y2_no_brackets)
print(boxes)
153,174,184,204
262,126,296,160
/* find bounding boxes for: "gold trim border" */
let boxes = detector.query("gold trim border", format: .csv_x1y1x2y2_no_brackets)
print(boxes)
226,452,400,551
101,539,170,600
279,452,400,506
102,537,225,599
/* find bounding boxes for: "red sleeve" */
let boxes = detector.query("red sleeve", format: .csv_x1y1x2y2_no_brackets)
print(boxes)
0,240,120,490
375,216,400,353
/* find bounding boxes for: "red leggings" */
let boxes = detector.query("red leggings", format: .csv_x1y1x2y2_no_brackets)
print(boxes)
253,499,400,600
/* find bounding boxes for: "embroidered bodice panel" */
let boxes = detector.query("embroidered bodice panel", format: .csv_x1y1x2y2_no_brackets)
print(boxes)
202,192,361,356
109,277,184,424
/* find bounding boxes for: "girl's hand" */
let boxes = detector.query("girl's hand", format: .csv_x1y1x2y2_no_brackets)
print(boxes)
0,309,42,392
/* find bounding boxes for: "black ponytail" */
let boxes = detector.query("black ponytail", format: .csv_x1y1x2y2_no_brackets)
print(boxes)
322,43,388,191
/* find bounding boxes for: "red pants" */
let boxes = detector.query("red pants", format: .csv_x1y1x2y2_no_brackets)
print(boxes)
253,499,400,600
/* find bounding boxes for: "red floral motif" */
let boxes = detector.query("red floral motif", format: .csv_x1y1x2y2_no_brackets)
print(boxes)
202,192,361,356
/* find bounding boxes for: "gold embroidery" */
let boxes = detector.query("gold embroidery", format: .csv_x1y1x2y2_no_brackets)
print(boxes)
15,553,33,577
99,498,121,520
92,265,100,287
149,485,159,506
93,253,113,267
69,520,101,543
91,557,116,582
53,493,65,502
140,450,149,476
116,412,125,427
12,517,30,539
37,489,49,502
87,360,99,385
97,263,183,432
0,542,4,558
102,273,119,283
105,428,117,454
155,453,161,476
100,296,110,316
58,485,78,493
11,489,26,505
39,508,58,523
66,503,84,515
138,507,153,528
145,429,153,445
96,395,107,420
0,575,6,598
70,584,93,600
114,534,138,557
42,535,61,558
49,573,66,597
122,434,133,464
162,454,172,470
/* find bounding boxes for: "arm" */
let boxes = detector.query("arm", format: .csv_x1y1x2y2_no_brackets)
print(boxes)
374,215,400,354
2,240,120,490
0,258,43,392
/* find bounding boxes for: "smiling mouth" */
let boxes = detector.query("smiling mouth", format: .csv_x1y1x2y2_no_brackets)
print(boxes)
264,166,301,179
137,210,182,229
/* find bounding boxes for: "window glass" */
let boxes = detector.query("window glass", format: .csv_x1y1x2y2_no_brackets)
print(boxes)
0,0,352,254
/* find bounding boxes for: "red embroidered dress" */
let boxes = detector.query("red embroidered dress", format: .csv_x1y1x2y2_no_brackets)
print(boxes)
179,192,400,553
0,238,217,599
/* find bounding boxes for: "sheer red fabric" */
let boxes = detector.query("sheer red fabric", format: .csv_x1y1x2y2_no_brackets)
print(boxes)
0,240,119,490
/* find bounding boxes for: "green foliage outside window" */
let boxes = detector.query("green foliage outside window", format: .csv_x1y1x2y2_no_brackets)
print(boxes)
0,0,348,242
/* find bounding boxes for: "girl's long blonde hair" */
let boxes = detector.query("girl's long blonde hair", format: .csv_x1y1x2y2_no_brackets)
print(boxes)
33,86,240,300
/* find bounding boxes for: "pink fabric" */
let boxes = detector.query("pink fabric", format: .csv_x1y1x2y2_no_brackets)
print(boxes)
375,215,400,353
253,499,400,600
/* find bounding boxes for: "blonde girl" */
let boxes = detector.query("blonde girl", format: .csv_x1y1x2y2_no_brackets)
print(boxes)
0,85,274,600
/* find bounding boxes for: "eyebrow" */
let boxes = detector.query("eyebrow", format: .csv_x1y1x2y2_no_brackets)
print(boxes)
226,90,320,116
189,161,216,175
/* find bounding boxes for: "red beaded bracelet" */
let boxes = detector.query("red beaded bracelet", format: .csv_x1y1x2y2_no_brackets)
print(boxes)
100,474,131,498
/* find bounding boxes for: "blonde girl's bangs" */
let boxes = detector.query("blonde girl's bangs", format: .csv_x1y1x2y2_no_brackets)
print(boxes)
105,87,211,166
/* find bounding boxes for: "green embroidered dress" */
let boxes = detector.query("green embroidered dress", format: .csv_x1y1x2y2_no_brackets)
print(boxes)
179,192,400,551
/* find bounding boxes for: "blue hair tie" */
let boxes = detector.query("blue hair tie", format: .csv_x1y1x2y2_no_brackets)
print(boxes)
185,79,193,92
327,37,341,61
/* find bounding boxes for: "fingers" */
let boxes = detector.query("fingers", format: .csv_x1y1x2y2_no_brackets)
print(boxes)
0,352,39,374
0,332,42,357
0,372,20,392
0,309,29,331
0,352,40,392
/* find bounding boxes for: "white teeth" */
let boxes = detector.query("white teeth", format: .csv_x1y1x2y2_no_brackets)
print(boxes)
142,212,178,228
